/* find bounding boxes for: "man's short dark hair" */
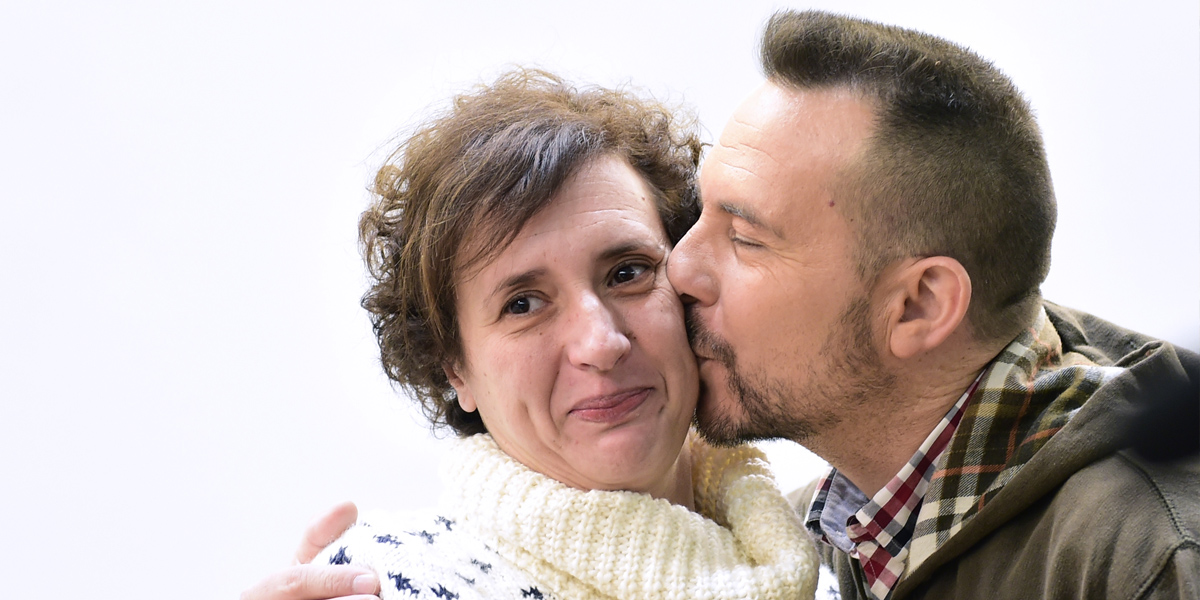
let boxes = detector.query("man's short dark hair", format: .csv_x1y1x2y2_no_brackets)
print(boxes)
761,10,1056,342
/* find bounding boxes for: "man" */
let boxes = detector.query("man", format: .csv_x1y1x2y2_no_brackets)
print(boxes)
666,10,1198,600
244,10,1198,600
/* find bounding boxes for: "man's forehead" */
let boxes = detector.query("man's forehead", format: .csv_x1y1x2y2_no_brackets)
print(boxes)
724,83,809,131
707,82,876,181
698,81,876,238
713,84,793,158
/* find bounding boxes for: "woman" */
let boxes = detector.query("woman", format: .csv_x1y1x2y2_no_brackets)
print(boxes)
310,69,817,599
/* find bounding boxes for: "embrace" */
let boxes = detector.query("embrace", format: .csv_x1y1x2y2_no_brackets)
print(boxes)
245,10,1199,600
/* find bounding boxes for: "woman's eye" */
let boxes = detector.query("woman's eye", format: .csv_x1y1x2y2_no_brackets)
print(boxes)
611,263,649,285
504,295,544,315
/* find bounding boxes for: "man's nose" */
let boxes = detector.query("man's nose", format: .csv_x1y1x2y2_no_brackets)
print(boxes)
565,293,631,371
667,225,718,307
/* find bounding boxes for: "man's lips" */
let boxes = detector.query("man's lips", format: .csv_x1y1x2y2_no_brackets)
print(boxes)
569,388,652,423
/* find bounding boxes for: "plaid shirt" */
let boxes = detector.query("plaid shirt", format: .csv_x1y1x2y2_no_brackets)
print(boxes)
806,308,1125,599
806,376,980,599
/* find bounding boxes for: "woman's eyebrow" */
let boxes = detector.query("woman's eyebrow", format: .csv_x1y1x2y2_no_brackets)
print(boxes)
485,240,661,301
488,269,546,301
597,241,655,262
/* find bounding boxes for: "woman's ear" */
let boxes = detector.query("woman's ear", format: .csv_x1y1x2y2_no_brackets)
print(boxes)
443,362,477,413
882,256,972,360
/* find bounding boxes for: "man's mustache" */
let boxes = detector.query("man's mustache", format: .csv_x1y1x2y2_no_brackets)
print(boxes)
685,306,735,366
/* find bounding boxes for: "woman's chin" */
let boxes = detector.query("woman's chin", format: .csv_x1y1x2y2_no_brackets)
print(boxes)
563,425,687,492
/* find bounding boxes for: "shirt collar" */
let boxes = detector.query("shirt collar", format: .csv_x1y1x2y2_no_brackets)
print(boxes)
805,373,982,599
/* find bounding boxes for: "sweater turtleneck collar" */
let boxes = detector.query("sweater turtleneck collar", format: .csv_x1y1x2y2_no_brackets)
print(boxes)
440,433,818,600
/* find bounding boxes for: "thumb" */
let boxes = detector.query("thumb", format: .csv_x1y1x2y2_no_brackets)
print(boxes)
295,501,359,565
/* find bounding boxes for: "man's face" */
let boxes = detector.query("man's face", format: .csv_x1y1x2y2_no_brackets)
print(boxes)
667,81,894,446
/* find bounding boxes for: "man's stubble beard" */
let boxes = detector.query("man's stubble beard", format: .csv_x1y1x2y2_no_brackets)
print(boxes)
687,297,896,447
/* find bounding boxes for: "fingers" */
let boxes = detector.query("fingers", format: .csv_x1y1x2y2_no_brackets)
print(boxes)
240,564,380,600
295,501,359,565
239,502,378,600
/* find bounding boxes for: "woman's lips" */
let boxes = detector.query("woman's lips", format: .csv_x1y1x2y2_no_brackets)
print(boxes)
569,388,652,423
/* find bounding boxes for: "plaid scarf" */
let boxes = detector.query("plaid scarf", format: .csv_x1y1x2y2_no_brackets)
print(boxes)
905,307,1126,575
807,308,1125,598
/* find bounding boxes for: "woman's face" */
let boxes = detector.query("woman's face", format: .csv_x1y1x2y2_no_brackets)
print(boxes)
446,155,698,494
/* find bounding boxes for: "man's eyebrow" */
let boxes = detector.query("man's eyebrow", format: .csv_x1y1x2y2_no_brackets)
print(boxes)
719,202,786,240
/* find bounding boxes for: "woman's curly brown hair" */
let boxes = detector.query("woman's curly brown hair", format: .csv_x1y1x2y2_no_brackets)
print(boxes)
359,69,702,436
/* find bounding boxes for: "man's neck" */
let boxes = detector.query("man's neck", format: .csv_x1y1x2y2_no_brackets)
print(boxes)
808,348,997,498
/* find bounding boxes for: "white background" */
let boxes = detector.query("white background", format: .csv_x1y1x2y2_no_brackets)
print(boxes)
1,1,1196,598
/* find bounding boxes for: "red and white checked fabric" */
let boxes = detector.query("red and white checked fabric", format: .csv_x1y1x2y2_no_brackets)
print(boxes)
806,375,981,600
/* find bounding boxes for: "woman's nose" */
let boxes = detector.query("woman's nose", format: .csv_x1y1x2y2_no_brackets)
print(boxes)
565,294,631,371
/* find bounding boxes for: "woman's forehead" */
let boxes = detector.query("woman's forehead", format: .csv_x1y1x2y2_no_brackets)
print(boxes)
456,156,666,278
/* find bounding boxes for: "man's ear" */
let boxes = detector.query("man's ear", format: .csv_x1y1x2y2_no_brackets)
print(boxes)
881,256,971,360
442,362,477,413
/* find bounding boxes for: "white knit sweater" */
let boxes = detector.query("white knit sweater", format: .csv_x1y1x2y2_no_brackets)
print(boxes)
316,433,817,599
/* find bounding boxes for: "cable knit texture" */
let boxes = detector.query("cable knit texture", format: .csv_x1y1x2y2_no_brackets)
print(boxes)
318,432,817,600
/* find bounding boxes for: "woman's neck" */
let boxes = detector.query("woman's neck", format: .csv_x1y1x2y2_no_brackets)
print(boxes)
652,441,695,511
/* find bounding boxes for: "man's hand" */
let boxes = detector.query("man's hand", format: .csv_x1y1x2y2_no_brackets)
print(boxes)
240,501,379,600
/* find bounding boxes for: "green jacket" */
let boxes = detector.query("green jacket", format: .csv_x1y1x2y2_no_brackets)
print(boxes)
792,303,1199,599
